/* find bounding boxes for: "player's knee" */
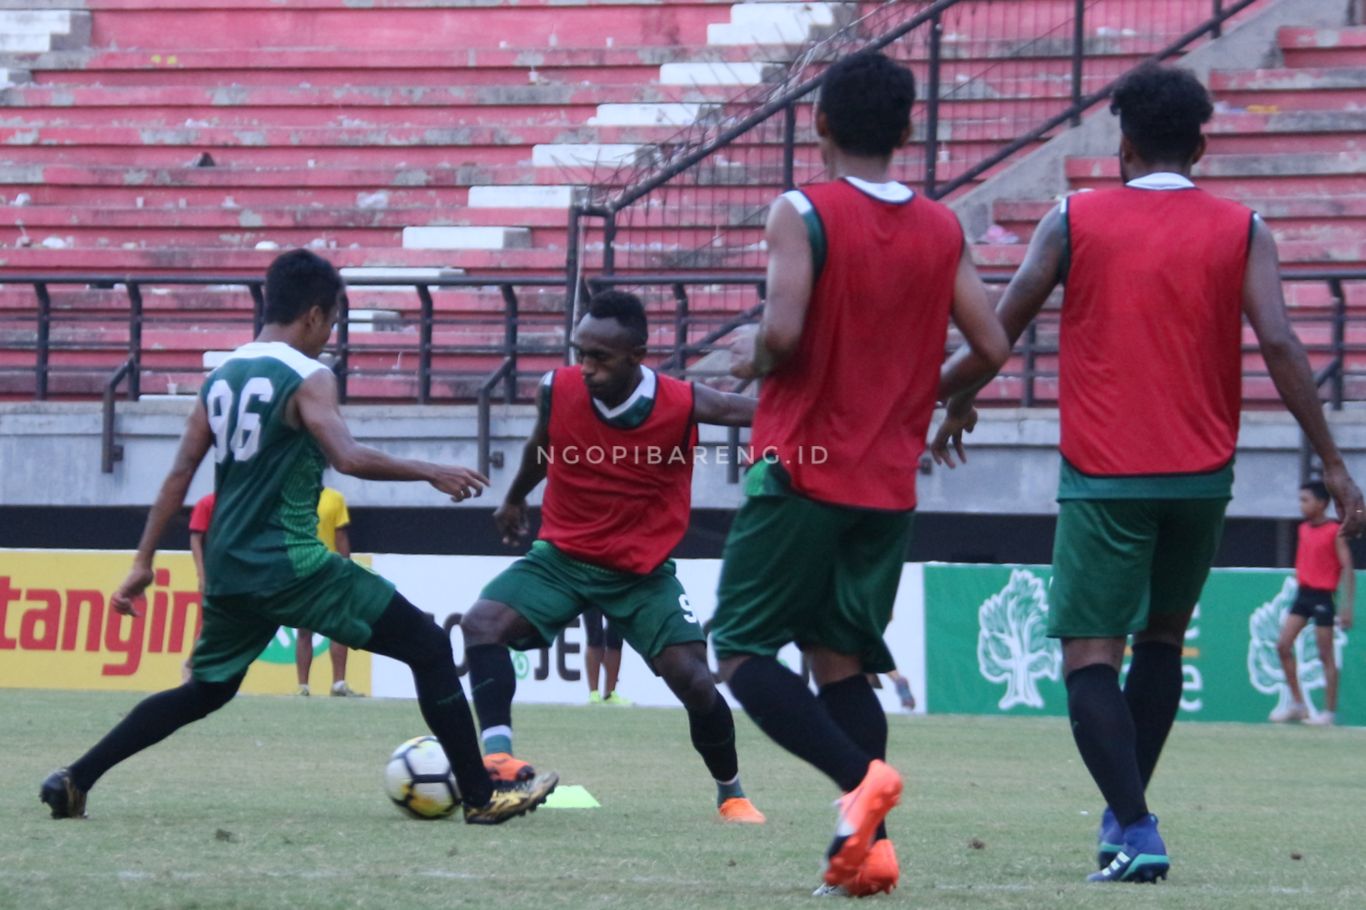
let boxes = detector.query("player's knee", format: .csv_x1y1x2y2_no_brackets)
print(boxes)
394,617,454,670
460,601,508,646
188,675,241,717
1276,637,1296,660
670,662,718,712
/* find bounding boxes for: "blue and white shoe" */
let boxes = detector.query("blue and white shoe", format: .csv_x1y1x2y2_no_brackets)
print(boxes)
1097,806,1123,869
1087,814,1169,883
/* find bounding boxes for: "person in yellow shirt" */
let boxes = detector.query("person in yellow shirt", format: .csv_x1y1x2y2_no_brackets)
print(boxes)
296,487,363,696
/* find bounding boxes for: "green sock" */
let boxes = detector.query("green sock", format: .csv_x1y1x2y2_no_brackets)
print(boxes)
482,731,512,755
716,776,745,806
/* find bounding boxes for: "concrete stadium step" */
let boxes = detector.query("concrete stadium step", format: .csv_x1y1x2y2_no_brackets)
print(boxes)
1279,27,1366,69
0,220,562,252
1210,67,1366,110
83,0,741,51
706,2,845,47
0,247,572,276
0,284,574,315
0,8,90,54
0,204,576,231
22,46,785,89
0,82,745,112
15,46,1157,92
0,164,616,206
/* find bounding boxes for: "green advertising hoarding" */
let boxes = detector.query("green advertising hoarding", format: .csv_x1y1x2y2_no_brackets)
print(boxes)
924,565,1360,725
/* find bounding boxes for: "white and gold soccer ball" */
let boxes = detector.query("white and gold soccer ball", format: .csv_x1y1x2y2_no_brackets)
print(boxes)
384,736,460,819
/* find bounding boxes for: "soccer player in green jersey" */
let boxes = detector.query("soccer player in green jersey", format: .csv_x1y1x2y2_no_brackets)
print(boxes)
39,250,556,825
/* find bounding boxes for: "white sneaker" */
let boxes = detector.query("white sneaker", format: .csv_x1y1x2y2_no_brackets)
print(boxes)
1269,702,1308,723
1305,711,1336,727
812,883,851,897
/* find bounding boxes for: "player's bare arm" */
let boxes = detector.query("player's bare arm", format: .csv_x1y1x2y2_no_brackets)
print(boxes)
693,382,757,427
1336,535,1355,630
111,402,215,616
932,206,1066,467
1243,217,1366,536
293,368,487,503
494,408,550,546
731,197,813,379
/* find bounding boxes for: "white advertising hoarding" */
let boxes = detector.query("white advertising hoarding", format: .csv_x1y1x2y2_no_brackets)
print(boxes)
369,554,926,715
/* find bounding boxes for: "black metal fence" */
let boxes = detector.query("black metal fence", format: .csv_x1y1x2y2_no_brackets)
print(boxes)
3,269,1362,406
2,269,1362,473
569,0,1268,297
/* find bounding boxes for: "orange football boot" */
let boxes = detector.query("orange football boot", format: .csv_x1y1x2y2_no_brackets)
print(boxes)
822,760,904,889
718,797,767,824
483,752,536,790
846,838,900,896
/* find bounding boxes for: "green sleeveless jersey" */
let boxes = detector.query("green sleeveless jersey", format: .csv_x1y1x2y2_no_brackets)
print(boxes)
199,341,332,597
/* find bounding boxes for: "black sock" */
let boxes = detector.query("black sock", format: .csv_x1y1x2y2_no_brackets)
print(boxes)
1066,664,1148,828
69,676,241,792
366,595,492,808
688,694,740,785
728,656,871,792
820,675,889,838
464,643,516,754
1124,641,1184,789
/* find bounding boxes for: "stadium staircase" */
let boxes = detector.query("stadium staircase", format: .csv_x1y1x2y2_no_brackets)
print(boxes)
0,0,1362,404
969,23,1366,407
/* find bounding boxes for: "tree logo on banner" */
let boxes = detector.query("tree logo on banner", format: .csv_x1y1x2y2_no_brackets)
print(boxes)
1247,577,1347,719
978,569,1061,710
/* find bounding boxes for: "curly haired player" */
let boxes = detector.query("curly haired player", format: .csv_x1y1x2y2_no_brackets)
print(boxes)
461,290,766,825
935,63,1366,883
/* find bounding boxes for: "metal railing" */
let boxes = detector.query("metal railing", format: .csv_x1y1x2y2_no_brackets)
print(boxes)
570,0,1267,287
1,269,1362,475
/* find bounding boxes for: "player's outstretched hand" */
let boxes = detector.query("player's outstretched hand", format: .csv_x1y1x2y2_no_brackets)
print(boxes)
930,403,978,469
1324,462,1366,538
1339,611,1355,632
494,500,530,547
431,465,488,503
111,563,155,617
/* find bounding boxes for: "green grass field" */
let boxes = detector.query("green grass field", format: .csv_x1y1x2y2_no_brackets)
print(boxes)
3,691,1364,910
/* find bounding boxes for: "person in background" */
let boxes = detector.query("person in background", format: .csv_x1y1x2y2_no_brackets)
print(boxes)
885,670,915,712
584,606,631,706
1271,479,1356,725
184,492,217,683
298,486,363,697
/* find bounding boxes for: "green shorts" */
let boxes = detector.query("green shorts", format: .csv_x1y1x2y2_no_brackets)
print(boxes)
479,540,703,664
1048,497,1228,639
192,556,396,683
712,461,913,674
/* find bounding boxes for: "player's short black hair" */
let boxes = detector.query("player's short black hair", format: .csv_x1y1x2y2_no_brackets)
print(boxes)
1302,480,1331,503
817,50,917,158
263,249,343,325
1109,62,1213,165
585,290,648,348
